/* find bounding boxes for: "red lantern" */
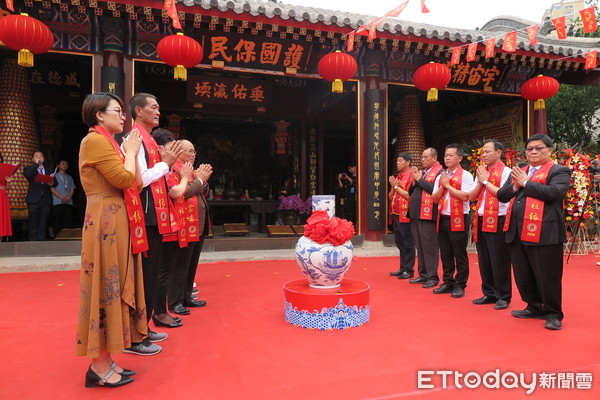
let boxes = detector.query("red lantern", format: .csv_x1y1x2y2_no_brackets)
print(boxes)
0,13,54,67
318,50,358,93
157,32,203,81
520,75,560,110
412,62,451,102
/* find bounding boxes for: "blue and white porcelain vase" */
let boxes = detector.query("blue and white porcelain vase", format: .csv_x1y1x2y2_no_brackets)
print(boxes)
295,235,354,289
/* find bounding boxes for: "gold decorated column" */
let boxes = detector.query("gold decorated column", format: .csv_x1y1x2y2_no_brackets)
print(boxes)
395,94,425,162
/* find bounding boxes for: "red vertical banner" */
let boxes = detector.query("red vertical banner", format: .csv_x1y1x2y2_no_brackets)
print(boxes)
6,0,14,11
164,0,182,30
585,50,598,70
485,38,496,58
347,31,355,52
526,25,539,46
451,47,461,65
552,16,567,39
368,17,385,41
579,6,598,34
421,0,430,13
466,43,477,62
502,31,517,52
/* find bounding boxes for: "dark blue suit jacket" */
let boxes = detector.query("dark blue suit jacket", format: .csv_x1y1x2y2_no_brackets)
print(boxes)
23,163,56,205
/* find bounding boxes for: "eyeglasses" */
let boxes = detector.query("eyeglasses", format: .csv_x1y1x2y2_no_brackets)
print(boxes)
525,146,549,152
184,149,196,154
105,108,126,117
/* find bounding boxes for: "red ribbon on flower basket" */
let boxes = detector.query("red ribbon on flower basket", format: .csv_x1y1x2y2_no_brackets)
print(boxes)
303,210,355,246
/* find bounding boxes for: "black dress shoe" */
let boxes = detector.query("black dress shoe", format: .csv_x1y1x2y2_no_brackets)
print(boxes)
545,318,562,330
494,300,510,310
409,277,427,284
450,287,465,298
511,309,545,319
433,283,454,294
422,280,438,289
153,315,183,328
389,270,402,276
472,296,497,305
397,271,414,280
85,366,134,388
184,299,207,308
170,304,191,315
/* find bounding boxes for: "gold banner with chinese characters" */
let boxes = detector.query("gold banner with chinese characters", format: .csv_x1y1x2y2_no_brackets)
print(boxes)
186,75,272,106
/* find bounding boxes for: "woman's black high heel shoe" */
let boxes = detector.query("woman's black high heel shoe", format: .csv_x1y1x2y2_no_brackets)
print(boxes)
85,366,134,388
110,361,136,377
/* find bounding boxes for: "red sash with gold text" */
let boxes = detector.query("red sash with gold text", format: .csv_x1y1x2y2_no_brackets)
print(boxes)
94,126,148,254
503,159,554,243
419,161,443,220
473,161,505,242
168,161,200,247
390,170,413,223
134,122,172,235
438,167,465,232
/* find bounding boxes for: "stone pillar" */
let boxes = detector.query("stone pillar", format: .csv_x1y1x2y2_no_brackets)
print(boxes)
395,94,426,162
0,58,39,217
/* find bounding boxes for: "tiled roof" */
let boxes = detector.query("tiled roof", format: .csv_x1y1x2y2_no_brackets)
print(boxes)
180,0,599,58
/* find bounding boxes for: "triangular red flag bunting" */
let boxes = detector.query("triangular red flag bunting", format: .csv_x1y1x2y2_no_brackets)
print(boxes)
421,0,430,13
164,0,182,30
6,0,14,11
384,1,410,18
585,50,598,70
356,25,369,37
526,25,539,46
485,38,496,58
579,6,598,34
347,31,355,52
466,43,477,62
368,22,379,41
502,31,517,52
552,16,567,39
451,47,461,65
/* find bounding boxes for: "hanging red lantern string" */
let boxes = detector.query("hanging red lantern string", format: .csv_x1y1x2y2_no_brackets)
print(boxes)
520,75,560,110
0,13,54,67
157,32,203,81
412,62,451,102
317,50,358,93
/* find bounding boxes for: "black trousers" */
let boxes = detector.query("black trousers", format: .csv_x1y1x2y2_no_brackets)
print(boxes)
27,201,50,241
410,219,439,282
475,216,511,301
392,215,415,273
155,240,180,315
508,241,563,320
438,215,469,288
168,235,206,309
142,225,165,322
52,203,72,237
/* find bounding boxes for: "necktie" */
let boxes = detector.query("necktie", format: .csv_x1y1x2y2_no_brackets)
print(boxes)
528,167,537,179
38,167,43,174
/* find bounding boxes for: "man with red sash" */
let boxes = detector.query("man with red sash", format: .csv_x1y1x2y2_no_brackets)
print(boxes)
123,93,183,355
167,140,212,316
388,153,416,279
468,140,512,310
497,134,571,330
408,148,443,288
432,144,475,298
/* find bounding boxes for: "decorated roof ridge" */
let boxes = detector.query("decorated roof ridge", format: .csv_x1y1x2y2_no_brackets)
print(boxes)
177,0,597,57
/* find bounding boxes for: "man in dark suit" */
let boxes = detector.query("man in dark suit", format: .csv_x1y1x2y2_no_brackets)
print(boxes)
23,151,56,241
497,134,571,330
407,148,443,288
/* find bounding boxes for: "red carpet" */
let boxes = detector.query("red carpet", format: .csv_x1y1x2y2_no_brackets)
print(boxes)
1,254,599,399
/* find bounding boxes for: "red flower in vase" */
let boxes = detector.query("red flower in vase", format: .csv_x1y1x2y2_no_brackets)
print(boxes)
304,210,355,246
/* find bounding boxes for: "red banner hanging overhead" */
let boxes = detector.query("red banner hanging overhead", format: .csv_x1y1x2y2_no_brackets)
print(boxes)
6,0,14,11
384,0,410,17
526,25,539,46
346,31,355,51
164,0,182,30
450,47,461,65
502,31,517,52
466,43,477,62
579,6,598,34
552,16,567,39
585,50,598,70
421,0,430,13
485,38,496,58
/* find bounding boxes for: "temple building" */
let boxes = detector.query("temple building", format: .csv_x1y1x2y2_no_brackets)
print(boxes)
0,0,598,242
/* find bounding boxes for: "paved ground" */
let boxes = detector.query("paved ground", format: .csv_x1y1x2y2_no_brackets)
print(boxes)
0,241,400,273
